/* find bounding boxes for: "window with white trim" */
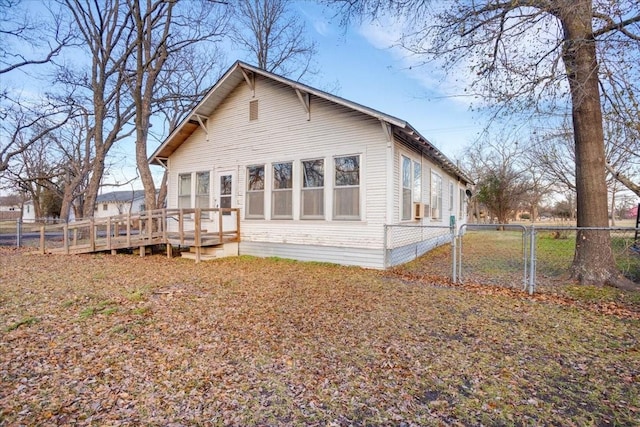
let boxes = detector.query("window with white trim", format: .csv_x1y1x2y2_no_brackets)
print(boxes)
301,159,324,219
449,181,454,213
459,188,466,220
431,172,442,220
334,155,360,220
196,171,210,215
401,156,412,220
246,165,265,219
178,173,191,209
272,162,293,219
414,161,422,203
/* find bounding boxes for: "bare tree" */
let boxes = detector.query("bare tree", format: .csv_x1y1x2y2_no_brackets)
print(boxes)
231,0,317,80
125,0,229,214
0,97,73,174
0,0,75,174
330,0,640,288
58,0,138,218
463,138,531,225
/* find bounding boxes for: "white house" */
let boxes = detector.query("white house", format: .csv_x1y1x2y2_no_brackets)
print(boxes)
150,61,472,269
94,190,148,218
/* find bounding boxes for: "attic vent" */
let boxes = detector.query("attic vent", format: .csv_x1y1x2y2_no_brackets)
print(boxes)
249,99,259,121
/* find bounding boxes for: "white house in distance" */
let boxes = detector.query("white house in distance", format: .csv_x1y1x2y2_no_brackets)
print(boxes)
94,190,148,218
149,61,472,269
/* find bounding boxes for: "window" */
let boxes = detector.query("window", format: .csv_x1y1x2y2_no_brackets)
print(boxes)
459,188,467,220
103,203,108,211
249,99,258,121
246,165,265,218
301,159,324,219
178,173,191,209
272,162,293,219
414,161,422,203
220,174,232,215
449,181,455,213
431,172,442,220
196,172,210,215
334,155,360,220
402,156,412,220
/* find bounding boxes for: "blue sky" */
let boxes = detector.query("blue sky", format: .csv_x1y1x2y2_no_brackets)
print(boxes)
297,3,482,160
2,1,484,192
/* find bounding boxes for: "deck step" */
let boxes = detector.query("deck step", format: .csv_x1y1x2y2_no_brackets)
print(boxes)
180,251,220,261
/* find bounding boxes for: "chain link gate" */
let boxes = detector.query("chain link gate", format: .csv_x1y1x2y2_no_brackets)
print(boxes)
454,224,533,293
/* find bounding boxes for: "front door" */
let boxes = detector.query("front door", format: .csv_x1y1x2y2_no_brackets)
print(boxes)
216,170,236,231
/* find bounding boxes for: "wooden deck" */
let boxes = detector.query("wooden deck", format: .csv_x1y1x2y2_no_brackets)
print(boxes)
39,208,240,262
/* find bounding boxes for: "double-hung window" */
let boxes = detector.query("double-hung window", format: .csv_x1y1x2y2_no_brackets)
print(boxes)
178,173,191,209
246,165,265,219
196,172,210,216
301,159,324,219
401,156,412,220
431,172,443,220
272,162,293,219
414,161,422,203
334,155,360,220
449,181,455,213
402,157,422,220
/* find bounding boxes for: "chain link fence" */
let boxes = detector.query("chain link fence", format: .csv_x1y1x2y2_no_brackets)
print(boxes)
532,227,640,292
384,224,453,269
0,218,66,249
385,224,640,293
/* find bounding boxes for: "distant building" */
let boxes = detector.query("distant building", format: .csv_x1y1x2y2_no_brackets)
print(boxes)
0,196,21,221
94,190,148,218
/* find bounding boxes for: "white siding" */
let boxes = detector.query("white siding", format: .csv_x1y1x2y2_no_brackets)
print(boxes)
167,76,389,266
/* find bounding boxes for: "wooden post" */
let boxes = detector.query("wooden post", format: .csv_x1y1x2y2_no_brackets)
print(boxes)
40,225,45,254
140,246,145,257
167,242,172,259
73,228,78,246
147,210,152,240
106,217,112,250
126,214,131,247
179,210,185,245
195,209,201,246
218,209,224,243
162,209,167,241
90,219,96,252
63,224,69,254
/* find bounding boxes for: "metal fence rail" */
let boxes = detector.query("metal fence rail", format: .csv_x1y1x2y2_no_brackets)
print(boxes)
384,223,640,293
384,224,452,269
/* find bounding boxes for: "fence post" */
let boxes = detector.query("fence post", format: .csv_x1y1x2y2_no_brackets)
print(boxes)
451,221,457,283
16,218,22,248
528,226,536,295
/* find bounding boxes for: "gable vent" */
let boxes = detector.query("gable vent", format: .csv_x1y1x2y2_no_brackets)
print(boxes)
249,99,259,121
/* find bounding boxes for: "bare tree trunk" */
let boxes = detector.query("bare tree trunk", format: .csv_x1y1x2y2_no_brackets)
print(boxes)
157,169,168,208
559,1,629,288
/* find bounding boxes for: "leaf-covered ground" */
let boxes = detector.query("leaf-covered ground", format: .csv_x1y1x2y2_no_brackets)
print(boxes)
1,248,639,426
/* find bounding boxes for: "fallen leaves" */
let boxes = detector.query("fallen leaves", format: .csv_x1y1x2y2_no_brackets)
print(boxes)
1,248,639,425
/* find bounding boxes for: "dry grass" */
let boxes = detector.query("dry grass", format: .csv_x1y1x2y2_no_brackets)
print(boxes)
1,247,639,426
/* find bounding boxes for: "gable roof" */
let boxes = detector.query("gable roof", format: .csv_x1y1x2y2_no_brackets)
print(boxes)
149,60,472,184
96,190,146,204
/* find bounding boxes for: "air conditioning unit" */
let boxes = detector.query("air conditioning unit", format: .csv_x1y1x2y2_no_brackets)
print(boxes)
413,202,425,219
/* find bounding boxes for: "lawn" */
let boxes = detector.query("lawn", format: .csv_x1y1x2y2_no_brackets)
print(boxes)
1,248,639,426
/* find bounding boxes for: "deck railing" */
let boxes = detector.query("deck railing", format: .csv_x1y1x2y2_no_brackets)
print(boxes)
39,208,240,255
